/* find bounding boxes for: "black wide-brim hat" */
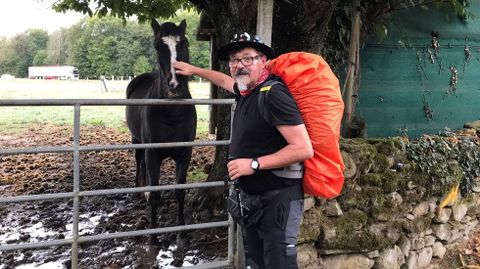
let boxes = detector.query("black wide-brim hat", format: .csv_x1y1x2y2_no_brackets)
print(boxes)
217,32,275,61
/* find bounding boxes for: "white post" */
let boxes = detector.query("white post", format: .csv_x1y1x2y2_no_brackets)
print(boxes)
100,75,108,92
256,0,274,46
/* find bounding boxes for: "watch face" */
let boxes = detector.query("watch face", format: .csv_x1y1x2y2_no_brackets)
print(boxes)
251,160,259,170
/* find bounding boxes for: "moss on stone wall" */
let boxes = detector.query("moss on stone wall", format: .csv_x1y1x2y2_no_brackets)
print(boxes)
338,186,385,211
371,204,399,221
299,207,324,242
358,170,409,193
299,131,480,268
401,216,433,234
341,139,377,174
322,221,391,251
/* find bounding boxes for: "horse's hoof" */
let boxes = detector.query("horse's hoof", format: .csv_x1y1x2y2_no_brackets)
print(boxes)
62,259,72,269
171,237,186,267
170,257,184,267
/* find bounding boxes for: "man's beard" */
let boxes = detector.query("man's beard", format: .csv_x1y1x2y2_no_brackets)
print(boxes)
235,70,251,92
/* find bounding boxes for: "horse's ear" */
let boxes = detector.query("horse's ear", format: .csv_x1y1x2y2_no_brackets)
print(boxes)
151,18,161,33
179,19,187,35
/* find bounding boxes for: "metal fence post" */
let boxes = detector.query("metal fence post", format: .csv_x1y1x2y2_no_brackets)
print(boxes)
71,104,81,269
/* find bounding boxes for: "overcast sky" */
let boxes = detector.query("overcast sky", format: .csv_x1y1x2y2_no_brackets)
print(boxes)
0,0,85,37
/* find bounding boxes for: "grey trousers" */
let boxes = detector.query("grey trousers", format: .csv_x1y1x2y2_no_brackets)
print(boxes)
244,184,304,269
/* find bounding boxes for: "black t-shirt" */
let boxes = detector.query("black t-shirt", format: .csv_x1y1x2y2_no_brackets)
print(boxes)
230,77,304,194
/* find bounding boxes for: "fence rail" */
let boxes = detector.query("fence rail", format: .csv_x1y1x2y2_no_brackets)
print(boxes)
0,98,237,269
0,98,234,106
0,140,230,155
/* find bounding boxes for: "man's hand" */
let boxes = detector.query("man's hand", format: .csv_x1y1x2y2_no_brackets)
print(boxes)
173,61,235,93
173,61,198,76
227,158,255,180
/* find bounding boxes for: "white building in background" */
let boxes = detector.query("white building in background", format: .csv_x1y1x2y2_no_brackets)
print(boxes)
28,66,79,80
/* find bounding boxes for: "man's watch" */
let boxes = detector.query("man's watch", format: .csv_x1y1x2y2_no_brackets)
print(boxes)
251,158,260,172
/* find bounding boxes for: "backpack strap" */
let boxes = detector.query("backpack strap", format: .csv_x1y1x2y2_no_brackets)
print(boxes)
257,79,304,179
257,80,282,125
271,162,304,178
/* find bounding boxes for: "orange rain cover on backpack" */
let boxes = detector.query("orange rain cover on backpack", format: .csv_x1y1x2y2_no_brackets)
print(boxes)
267,52,345,199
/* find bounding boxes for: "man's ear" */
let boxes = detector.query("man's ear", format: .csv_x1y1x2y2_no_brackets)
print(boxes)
260,56,268,65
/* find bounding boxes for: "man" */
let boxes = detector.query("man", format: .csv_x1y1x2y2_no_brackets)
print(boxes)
173,32,312,269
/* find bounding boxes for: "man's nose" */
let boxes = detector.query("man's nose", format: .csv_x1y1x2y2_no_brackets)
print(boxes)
237,62,249,71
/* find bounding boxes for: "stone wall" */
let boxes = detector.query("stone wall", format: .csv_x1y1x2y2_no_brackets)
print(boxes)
298,128,480,269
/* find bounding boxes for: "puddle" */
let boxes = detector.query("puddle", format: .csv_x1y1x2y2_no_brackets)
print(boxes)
0,215,55,245
14,261,64,269
0,211,114,245
135,244,221,268
64,212,116,237
0,185,13,191
0,202,222,268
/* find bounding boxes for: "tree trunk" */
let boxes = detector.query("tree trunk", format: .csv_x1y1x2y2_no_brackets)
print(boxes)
273,0,340,56
188,0,258,211
342,3,361,138
200,0,256,181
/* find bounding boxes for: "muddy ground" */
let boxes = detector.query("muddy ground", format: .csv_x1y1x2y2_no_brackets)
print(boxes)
0,124,228,269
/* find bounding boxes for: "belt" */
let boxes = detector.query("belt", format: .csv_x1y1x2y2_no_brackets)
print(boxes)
261,183,302,197
271,162,304,179
262,189,282,196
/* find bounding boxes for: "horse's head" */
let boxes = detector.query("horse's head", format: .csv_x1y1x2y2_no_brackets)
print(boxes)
151,19,190,97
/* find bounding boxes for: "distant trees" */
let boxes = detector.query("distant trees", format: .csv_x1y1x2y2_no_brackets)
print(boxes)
32,49,47,66
171,10,210,70
133,56,151,76
7,33,36,77
46,29,68,65
0,29,51,77
68,16,148,79
0,10,209,79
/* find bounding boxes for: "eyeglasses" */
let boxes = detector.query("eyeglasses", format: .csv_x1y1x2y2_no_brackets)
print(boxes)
228,55,262,67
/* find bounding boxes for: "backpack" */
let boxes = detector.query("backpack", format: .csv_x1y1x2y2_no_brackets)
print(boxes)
259,52,345,199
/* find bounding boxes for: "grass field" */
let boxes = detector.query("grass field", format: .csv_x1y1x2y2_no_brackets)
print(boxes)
0,78,212,134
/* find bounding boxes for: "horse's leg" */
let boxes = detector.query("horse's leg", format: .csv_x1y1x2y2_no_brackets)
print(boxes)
130,137,146,200
170,149,192,267
145,148,162,245
174,159,188,226
133,138,146,198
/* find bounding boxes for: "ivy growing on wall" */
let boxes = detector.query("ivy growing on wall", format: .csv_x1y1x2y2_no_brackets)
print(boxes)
406,129,480,194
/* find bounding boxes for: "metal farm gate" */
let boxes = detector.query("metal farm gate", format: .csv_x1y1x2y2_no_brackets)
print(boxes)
0,98,237,269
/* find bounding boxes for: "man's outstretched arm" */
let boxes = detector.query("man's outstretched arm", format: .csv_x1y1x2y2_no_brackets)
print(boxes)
173,61,235,93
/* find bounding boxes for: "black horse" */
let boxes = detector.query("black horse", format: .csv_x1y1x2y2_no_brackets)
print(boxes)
125,19,196,259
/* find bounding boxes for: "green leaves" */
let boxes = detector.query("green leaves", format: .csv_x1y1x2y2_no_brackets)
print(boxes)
0,30,48,77
70,16,156,78
53,0,194,22
133,56,151,76
32,50,47,66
